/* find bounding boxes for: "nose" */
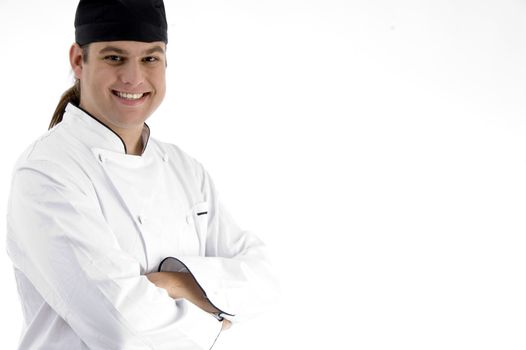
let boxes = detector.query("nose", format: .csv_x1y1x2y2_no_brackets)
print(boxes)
119,61,144,87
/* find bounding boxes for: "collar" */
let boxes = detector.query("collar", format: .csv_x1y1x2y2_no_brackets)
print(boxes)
63,103,151,155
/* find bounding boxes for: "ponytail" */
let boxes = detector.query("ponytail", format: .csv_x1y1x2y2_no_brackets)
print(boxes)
48,80,81,130
48,44,89,130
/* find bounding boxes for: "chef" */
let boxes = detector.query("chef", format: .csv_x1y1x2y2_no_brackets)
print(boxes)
6,0,278,349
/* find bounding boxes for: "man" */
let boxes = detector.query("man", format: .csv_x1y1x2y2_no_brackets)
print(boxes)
6,1,278,349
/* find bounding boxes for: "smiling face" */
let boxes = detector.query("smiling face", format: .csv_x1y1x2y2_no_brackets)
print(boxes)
70,41,167,133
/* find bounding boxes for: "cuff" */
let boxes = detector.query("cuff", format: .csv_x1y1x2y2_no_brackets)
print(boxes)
158,256,235,319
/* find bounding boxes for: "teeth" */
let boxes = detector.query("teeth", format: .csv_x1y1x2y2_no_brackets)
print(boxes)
115,91,145,100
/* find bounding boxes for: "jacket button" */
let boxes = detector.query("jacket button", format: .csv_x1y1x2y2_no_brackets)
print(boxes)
138,215,145,224
98,154,105,163
162,154,169,162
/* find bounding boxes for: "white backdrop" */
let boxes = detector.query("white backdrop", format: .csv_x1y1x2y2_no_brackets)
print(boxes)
1,0,526,349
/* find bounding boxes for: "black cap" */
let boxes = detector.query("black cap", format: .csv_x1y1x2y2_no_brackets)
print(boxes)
74,0,168,46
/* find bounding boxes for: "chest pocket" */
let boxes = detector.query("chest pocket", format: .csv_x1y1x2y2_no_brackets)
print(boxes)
187,201,209,256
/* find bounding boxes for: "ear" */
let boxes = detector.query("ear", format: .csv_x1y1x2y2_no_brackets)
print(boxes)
69,43,85,79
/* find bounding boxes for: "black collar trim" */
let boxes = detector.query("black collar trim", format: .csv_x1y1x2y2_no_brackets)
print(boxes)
142,123,151,154
76,105,150,155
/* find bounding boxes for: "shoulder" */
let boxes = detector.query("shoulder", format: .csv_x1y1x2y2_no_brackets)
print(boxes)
16,121,81,165
12,124,93,192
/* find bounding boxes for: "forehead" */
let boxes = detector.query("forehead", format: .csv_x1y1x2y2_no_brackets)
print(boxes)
90,41,166,55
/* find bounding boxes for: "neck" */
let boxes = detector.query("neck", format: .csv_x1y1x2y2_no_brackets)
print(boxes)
114,126,144,155
76,104,146,155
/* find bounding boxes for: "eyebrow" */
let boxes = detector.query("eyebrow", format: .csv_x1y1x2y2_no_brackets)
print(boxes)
98,45,165,55
144,46,165,55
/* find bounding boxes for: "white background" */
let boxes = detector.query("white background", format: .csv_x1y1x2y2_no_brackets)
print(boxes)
1,0,526,349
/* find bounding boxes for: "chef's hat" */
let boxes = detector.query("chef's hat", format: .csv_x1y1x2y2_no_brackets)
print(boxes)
74,0,168,46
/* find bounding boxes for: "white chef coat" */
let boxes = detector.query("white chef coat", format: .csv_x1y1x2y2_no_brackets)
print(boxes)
6,104,278,350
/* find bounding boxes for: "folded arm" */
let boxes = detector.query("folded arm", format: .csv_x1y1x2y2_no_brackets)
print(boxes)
7,162,224,350
146,271,232,330
156,164,280,323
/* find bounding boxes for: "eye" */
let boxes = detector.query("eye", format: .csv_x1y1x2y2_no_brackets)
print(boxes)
104,55,123,63
143,56,159,63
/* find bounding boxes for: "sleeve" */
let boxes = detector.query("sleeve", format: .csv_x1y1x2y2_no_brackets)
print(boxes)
158,163,280,323
6,160,223,350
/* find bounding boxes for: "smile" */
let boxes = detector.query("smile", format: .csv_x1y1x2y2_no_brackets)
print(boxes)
112,90,150,100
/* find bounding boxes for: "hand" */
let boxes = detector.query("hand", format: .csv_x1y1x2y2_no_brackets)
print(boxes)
221,319,232,331
146,272,219,314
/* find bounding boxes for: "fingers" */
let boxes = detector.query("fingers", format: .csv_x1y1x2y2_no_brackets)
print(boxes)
221,319,232,331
